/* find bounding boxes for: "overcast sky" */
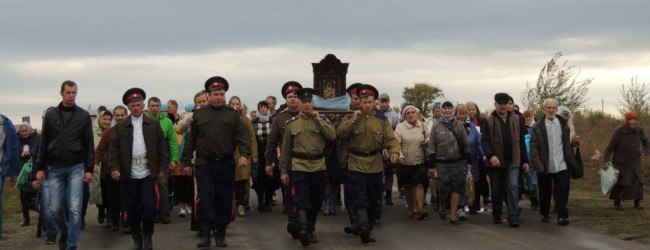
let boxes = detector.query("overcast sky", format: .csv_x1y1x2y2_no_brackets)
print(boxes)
2,0,649,123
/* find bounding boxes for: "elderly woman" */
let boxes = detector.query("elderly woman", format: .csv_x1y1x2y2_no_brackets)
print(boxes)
91,110,113,225
428,101,471,224
229,96,258,217
17,122,40,226
394,105,430,220
466,101,490,206
604,112,648,210
456,104,484,215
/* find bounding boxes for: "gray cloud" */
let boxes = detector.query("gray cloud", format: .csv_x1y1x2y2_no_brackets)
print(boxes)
1,0,649,123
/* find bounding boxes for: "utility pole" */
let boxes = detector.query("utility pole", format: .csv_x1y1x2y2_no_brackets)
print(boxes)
602,99,604,113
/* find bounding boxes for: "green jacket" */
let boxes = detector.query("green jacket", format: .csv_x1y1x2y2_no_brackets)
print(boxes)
149,112,178,163
280,113,336,174
336,110,400,173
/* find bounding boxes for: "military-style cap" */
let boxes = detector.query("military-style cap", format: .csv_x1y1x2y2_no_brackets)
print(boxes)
346,83,363,96
204,76,229,92
281,81,302,99
295,88,315,102
494,92,510,105
122,87,146,105
356,84,379,99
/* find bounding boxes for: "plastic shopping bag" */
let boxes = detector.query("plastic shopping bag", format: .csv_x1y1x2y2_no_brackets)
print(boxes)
598,164,618,196
465,171,475,205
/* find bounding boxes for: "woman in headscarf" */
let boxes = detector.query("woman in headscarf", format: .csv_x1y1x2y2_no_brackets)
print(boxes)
17,122,40,226
456,104,484,216
394,105,430,220
427,101,471,224
91,110,113,225
229,96,258,217
604,112,649,210
466,101,490,206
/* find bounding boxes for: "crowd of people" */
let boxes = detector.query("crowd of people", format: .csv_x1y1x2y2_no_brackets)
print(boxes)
0,78,647,249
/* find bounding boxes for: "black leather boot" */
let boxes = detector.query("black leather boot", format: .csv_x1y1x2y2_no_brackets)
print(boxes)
286,211,299,239
385,190,394,206
344,207,359,235
131,222,143,250
142,222,153,250
298,209,310,246
214,225,228,248
196,221,212,247
357,208,370,244
308,224,318,243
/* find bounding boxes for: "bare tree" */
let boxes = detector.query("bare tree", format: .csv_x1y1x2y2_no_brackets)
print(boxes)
521,52,593,114
402,82,444,118
617,77,650,117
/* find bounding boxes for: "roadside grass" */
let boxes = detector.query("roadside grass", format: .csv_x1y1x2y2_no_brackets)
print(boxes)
1,184,27,241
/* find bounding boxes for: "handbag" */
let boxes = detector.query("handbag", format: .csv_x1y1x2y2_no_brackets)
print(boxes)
519,170,534,195
465,170,475,204
570,147,584,179
16,158,37,192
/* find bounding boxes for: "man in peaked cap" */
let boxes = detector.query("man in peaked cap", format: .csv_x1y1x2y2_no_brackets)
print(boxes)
346,83,363,111
279,88,336,246
481,92,530,228
110,87,170,250
337,84,400,244
182,76,251,248
264,81,303,238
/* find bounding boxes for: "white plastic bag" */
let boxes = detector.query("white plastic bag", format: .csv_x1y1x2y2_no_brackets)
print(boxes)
598,164,618,196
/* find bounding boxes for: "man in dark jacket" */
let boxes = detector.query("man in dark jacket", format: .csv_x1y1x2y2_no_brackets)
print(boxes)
34,81,94,250
481,92,530,228
182,76,251,248
109,88,170,250
530,98,578,226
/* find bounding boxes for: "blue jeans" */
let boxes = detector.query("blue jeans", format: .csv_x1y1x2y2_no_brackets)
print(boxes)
488,166,520,221
48,164,84,247
41,175,63,239
0,177,4,240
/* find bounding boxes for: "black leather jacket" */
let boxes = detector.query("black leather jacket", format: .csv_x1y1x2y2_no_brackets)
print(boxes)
35,102,94,173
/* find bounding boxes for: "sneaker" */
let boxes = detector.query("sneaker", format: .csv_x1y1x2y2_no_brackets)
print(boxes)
541,215,551,222
45,236,57,245
457,210,468,221
179,208,187,217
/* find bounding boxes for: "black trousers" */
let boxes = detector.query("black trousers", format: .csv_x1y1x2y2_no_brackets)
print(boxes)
346,171,382,227
121,175,157,238
195,162,235,226
538,170,570,219
174,176,194,205
235,180,249,206
19,189,36,218
292,171,326,225
100,177,121,225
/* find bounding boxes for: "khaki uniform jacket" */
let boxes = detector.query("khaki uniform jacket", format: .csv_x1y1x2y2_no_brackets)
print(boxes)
279,114,336,174
336,110,400,173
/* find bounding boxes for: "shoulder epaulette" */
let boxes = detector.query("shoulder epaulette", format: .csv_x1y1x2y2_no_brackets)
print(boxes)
374,111,387,121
